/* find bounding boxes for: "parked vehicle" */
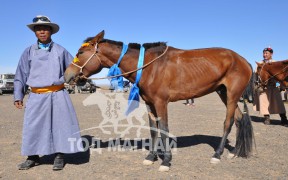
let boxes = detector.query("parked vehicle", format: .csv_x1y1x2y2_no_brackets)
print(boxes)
77,79,96,93
65,83,76,94
0,74,15,95
109,80,131,92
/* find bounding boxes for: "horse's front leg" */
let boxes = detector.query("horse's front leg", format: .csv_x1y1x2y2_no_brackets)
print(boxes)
143,104,158,165
158,115,172,172
153,102,171,172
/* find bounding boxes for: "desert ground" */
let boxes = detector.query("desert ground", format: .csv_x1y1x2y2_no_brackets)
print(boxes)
0,89,287,179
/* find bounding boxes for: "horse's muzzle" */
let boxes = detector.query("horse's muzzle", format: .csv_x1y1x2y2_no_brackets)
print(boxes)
64,70,76,84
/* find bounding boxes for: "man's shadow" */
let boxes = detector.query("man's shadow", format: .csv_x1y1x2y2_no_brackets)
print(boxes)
40,135,92,165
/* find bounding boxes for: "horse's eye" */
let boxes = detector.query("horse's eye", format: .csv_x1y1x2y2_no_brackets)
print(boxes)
78,51,84,55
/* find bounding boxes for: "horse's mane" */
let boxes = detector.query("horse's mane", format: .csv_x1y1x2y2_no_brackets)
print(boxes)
128,42,167,50
275,59,288,65
83,37,94,43
83,37,167,51
258,59,288,67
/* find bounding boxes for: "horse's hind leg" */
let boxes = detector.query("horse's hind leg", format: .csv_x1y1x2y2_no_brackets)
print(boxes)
143,104,158,166
211,87,237,163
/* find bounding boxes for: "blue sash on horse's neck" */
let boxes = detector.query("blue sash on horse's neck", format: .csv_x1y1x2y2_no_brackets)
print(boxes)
126,46,145,115
107,44,128,82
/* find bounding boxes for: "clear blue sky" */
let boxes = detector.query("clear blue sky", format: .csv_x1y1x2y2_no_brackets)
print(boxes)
1,0,287,85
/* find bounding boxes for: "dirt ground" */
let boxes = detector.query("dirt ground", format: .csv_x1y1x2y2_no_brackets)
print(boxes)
0,90,288,179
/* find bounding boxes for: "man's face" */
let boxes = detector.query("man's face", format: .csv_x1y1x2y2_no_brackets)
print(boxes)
263,51,273,60
34,25,52,43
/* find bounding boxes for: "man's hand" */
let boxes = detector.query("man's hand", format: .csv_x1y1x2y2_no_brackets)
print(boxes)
14,100,23,109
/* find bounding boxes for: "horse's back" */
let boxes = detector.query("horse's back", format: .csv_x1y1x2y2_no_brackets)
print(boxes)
166,47,252,81
141,47,252,102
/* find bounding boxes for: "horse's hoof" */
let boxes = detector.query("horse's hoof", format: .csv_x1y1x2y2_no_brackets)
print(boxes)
227,152,236,159
210,157,221,164
143,159,154,166
158,165,170,172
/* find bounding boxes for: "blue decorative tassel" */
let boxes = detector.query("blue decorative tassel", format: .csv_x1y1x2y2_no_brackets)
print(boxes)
107,44,128,91
126,46,145,115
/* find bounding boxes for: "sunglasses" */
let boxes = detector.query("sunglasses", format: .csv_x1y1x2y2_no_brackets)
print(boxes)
33,17,50,23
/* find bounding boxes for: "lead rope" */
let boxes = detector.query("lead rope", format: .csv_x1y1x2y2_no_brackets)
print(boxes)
84,45,169,80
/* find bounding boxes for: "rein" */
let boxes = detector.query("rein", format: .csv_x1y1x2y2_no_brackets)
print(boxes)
81,45,169,80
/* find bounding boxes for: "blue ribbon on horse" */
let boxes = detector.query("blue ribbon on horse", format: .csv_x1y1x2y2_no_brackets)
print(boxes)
107,44,128,88
126,46,145,115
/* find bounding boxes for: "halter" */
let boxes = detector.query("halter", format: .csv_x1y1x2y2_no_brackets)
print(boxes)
71,43,101,75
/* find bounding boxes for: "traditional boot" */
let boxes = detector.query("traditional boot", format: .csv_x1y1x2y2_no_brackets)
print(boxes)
264,115,270,125
53,153,65,171
18,155,40,170
279,113,288,127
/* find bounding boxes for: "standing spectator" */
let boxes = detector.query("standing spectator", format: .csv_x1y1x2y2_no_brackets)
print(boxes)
14,15,83,170
186,98,195,106
253,47,288,127
283,88,288,102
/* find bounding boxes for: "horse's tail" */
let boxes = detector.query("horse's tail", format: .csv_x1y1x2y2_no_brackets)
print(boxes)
235,99,255,157
242,63,255,103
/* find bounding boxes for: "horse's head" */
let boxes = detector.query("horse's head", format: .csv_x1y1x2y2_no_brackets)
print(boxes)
64,30,105,84
256,60,288,88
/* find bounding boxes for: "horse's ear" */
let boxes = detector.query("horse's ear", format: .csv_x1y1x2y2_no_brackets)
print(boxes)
256,62,261,66
91,30,105,44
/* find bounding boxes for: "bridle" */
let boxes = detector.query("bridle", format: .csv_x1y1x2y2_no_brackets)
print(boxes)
71,43,102,72
71,43,102,79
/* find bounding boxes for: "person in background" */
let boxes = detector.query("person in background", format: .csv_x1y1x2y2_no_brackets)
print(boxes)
14,15,83,171
283,88,288,101
253,47,288,127
186,98,195,106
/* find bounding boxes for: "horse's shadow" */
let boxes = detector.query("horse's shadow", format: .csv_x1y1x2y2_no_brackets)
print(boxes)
89,134,233,160
40,135,92,165
39,134,232,164
250,115,282,126
90,135,225,149
176,134,233,151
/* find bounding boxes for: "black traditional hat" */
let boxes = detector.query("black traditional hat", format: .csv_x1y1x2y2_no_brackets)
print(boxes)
263,47,273,53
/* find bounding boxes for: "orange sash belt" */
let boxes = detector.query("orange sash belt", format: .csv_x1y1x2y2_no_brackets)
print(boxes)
31,84,65,94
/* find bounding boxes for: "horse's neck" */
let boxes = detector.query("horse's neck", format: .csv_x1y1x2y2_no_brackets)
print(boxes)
266,63,287,81
103,47,141,83
120,51,142,83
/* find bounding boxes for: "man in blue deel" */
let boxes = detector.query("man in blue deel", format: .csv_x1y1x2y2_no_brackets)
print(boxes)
14,15,83,171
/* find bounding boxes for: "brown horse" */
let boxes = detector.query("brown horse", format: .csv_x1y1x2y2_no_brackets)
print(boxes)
256,60,288,88
64,30,254,171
